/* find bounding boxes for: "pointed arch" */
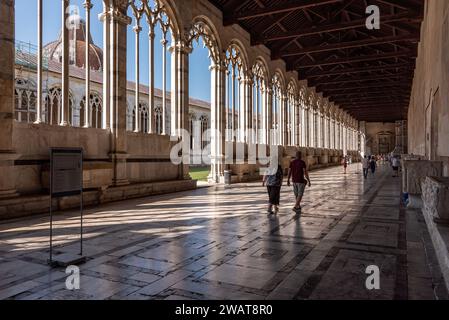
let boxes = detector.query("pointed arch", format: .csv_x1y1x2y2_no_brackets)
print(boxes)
43,85,74,126
186,16,222,65
225,39,249,72
272,69,286,92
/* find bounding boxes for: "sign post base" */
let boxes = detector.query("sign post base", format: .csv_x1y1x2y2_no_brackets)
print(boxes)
48,253,87,268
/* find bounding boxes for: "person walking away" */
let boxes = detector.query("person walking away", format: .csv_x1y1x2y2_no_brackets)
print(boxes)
263,161,284,215
392,156,400,177
342,156,348,174
287,151,311,213
362,155,369,179
369,156,377,175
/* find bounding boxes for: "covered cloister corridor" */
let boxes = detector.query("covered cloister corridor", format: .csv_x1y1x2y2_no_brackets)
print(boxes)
2,0,449,302
0,164,447,300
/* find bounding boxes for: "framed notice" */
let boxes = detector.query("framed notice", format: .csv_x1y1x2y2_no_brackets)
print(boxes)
50,148,83,197
48,147,85,267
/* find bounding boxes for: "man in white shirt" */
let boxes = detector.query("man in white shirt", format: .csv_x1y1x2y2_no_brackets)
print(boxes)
362,156,369,179
392,157,400,177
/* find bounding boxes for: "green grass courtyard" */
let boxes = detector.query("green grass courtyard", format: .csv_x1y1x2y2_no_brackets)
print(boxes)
189,166,210,181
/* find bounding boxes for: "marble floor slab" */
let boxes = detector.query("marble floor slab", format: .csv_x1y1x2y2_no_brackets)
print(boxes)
0,164,447,300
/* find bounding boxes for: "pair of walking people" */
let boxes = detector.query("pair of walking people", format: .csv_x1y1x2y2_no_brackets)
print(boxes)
362,155,377,178
262,151,311,215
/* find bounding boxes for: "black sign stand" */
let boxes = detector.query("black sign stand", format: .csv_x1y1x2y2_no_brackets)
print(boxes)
48,148,86,268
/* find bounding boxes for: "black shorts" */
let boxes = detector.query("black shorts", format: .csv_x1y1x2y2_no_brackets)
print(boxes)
267,186,281,205
393,166,399,171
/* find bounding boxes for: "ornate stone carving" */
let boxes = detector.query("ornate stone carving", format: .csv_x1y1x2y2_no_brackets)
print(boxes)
299,85,307,105
402,160,443,194
308,90,317,110
422,176,449,223
186,19,221,64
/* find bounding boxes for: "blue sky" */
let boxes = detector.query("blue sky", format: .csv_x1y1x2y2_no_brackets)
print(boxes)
15,0,211,102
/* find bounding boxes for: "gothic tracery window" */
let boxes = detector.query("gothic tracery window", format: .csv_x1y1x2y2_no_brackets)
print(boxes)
252,60,267,144
199,114,209,149
44,87,74,126
140,103,149,133
80,93,102,129
14,78,37,123
225,44,245,142
155,105,163,134
128,0,175,135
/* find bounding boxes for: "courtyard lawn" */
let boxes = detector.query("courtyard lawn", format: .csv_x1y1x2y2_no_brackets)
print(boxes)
189,167,210,181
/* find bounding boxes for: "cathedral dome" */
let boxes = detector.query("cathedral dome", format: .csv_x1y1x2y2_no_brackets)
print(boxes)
43,19,103,71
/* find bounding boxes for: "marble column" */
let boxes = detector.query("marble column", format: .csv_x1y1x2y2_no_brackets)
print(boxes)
133,23,142,133
148,28,155,133
239,77,249,143
305,107,310,147
281,94,287,146
313,110,318,148
83,0,93,128
266,88,273,145
311,109,316,148
0,0,18,198
171,40,191,179
107,4,131,186
321,113,325,148
244,77,252,144
302,106,307,147
100,4,110,129
161,37,168,135
209,62,226,183
295,101,300,146
60,0,70,126
35,0,43,124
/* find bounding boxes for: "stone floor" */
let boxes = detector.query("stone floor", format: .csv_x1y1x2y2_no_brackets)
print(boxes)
0,164,447,300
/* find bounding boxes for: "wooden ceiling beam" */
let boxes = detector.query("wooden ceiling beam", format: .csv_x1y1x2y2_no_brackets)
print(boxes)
295,50,414,69
319,83,409,92
328,93,410,100
332,95,409,101
376,0,422,12
259,12,420,44
224,0,343,25
303,62,413,78
336,101,409,107
311,74,412,86
283,34,419,57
